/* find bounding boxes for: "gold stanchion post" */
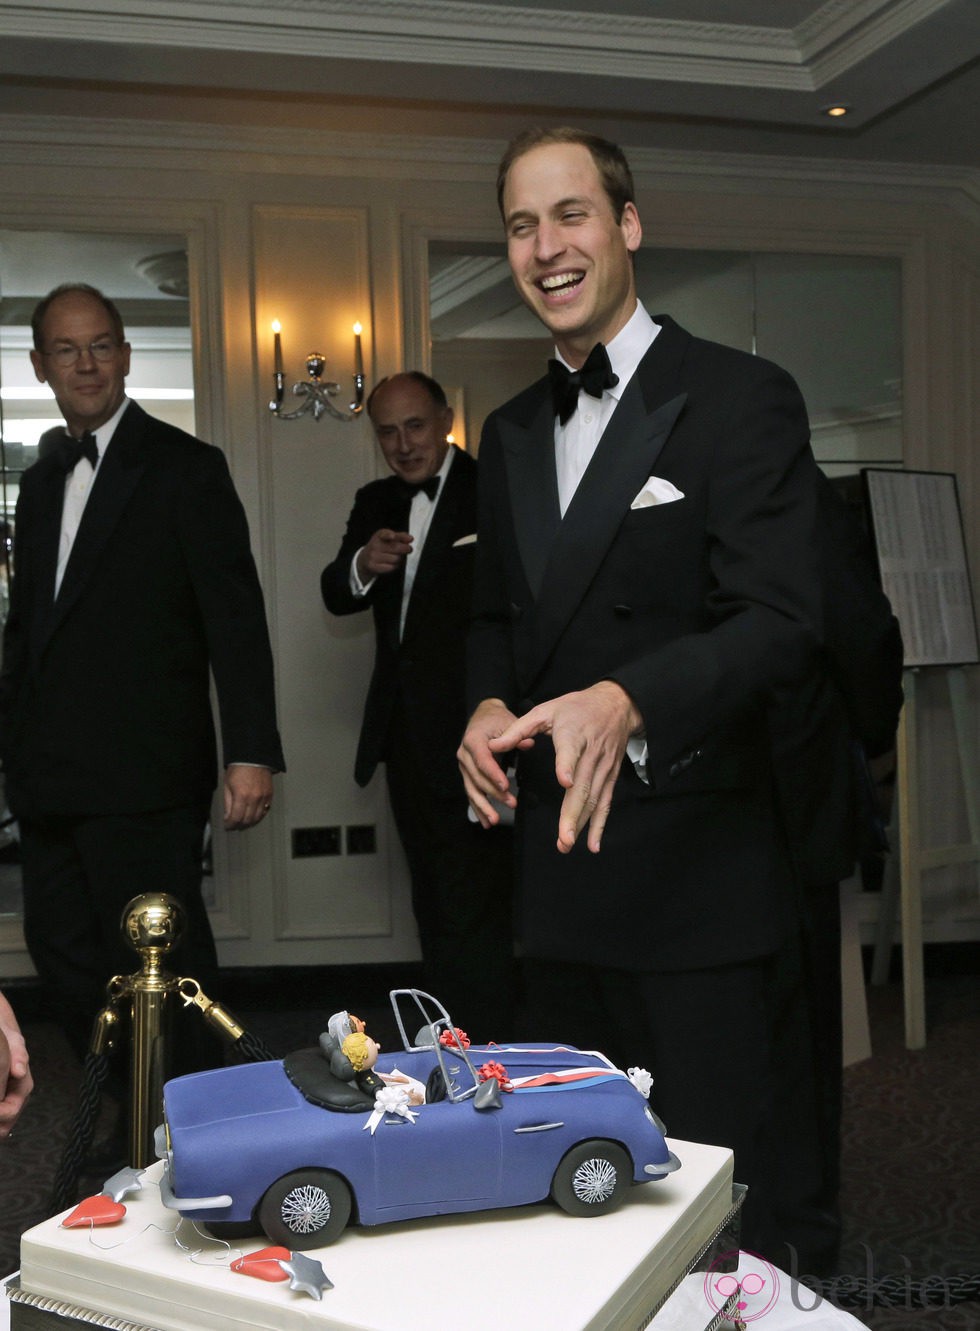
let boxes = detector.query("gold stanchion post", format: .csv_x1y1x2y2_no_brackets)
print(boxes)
117,893,185,1168
49,894,272,1213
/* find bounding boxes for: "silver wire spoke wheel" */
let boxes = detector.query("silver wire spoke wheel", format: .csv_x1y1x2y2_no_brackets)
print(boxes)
571,1155,619,1204
550,1140,631,1217
259,1169,352,1249
281,1183,333,1234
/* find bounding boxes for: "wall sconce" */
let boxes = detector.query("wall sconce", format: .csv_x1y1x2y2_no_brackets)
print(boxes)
269,320,366,422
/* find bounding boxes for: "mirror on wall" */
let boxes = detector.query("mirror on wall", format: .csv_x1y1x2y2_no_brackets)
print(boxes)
0,230,194,920
430,242,903,477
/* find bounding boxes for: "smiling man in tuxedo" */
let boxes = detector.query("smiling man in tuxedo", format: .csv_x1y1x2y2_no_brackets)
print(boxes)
321,372,514,1038
0,283,284,1097
458,127,836,1263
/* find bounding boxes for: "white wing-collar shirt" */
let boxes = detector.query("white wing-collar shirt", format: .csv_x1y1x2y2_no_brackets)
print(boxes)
55,394,129,596
553,302,660,515
350,444,457,638
552,303,661,780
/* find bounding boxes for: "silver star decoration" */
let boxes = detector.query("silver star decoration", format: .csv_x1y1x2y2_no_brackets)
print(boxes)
279,1251,334,1299
102,1166,145,1202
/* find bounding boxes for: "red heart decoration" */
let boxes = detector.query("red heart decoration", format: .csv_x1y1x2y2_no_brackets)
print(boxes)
62,1195,127,1228
231,1246,291,1282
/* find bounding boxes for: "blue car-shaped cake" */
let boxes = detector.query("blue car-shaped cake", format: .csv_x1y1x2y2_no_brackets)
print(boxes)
156,989,681,1249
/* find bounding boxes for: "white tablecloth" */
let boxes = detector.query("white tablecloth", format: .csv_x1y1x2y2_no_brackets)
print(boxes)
652,1250,866,1329
3,1253,870,1331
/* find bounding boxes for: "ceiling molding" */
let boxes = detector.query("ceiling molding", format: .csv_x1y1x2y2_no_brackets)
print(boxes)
0,1,975,154
802,0,965,84
430,255,511,317
1,113,975,215
0,0,802,54
0,0,964,92
795,0,950,60
0,2,809,87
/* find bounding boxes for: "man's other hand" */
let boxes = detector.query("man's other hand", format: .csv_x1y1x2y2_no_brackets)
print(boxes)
223,764,274,830
458,698,523,828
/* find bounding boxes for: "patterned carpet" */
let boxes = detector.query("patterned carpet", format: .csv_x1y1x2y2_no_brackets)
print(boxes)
834,974,980,1330
0,970,976,1329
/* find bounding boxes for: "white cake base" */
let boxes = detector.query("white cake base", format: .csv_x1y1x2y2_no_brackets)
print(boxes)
15,1140,734,1331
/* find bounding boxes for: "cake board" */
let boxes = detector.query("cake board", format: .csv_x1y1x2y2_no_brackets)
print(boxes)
11,1140,739,1331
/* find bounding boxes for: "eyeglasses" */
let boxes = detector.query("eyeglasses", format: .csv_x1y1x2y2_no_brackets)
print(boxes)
41,339,121,368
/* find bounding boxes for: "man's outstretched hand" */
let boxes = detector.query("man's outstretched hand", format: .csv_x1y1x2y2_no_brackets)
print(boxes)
485,681,641,853
356,529,413,581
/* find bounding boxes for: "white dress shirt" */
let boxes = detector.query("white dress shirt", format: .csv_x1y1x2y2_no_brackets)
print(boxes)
54,395,129,596
552,304,661,778
350,445,456,637
553,302,660,514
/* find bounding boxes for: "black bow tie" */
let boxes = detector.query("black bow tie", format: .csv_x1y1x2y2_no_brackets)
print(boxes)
548,343,619,424
394,475,440,502
54,431,98,474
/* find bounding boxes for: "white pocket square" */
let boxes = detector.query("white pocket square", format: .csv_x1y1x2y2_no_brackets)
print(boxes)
452,533,477,547
630,477,685,509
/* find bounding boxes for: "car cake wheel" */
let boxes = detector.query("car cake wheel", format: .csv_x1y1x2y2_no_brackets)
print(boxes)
550,1140,632,1217
258,1168,352,1249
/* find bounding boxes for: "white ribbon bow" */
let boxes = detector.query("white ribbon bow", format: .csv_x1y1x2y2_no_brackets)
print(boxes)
628,1066,653,1097
364,1084,419,1134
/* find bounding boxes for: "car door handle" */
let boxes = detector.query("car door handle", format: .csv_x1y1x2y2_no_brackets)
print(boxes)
513,1121,564,1133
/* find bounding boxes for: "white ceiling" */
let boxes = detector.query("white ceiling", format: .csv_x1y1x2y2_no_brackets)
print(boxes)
0,0,977,166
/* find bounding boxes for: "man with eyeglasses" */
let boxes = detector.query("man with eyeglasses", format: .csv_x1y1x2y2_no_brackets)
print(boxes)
0,284,284,1152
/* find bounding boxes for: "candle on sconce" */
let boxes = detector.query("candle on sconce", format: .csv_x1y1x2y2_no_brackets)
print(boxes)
353,322,364,378
271,320,283,375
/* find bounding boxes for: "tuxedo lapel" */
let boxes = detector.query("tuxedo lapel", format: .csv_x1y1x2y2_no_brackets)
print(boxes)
371,477,408,653
512,332,690,688
500,391,561,599
19,460,68,668
402,451,467,643
30,464,67,609
43,404,148,646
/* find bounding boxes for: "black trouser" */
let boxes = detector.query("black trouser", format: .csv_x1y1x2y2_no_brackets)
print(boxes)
20,803,223,1083
384,712,517,1042
768,884,843,1276
521,951,829,1270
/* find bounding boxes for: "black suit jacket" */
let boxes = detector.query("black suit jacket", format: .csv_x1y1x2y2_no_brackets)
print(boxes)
468,315,825,971
0,401,284,817
321,447,478,796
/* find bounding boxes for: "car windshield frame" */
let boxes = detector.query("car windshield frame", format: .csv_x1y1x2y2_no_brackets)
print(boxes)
389,988,482,1104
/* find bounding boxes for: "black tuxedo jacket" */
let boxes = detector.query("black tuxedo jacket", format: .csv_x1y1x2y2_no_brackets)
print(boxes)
0,401,284,817
321,447,478,797
468,315,826,972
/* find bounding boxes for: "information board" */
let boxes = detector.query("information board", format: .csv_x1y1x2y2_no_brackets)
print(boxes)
862,468,979,667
